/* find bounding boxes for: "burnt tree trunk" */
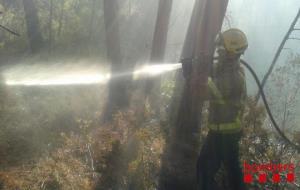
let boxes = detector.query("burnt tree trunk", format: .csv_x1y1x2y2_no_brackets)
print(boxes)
149,0,173,63
131,0,173,129
144,0,173,116
158,0,228,189
102,0,128,123
23,0,44,54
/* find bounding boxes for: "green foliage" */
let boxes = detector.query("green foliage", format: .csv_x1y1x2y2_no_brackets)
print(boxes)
0,0,156,58
0,0,106,56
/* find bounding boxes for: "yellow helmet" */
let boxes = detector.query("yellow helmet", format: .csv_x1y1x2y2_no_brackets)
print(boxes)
217,28,248,55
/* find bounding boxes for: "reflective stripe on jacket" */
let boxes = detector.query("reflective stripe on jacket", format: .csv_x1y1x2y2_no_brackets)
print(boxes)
208,60,246,133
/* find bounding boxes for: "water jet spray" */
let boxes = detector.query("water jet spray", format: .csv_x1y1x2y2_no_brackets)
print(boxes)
3,63,182,86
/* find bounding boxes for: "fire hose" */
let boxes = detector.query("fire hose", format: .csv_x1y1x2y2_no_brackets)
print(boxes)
181,58,300,151
240,59,300,151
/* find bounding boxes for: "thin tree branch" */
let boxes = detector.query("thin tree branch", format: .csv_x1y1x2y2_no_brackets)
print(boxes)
281,96,288,130
288,37,300,41
0,24,20,36
255,9,300,103
224,14,232,28
283,48,292,50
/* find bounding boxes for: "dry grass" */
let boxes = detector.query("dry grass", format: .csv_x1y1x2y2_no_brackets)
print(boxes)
0,109,165,190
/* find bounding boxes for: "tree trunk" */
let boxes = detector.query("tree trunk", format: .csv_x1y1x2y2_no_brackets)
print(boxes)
149,0,173,63
48,0,53,54
88,0,97,43
87,0,97,55
102,0,128,123
144,0,173,116
57,0,65,38
22,0,44,54
158,0,228,189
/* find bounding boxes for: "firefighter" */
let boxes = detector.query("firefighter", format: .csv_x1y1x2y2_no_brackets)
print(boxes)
197,28,248,190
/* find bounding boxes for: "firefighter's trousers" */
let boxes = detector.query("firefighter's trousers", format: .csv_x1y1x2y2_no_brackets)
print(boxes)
197,130,245,190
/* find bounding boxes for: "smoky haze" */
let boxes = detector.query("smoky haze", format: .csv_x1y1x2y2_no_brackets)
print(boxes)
0,0,299,189
0,0,298,130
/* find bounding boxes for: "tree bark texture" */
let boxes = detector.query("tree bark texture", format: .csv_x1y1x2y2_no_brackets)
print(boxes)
159,0,229,189
23,0,44,54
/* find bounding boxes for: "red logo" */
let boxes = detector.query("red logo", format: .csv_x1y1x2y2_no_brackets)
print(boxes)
258,173,267,183
243,161,295,184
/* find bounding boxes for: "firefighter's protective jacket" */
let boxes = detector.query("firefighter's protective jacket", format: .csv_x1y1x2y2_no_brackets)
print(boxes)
208,59,246,133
